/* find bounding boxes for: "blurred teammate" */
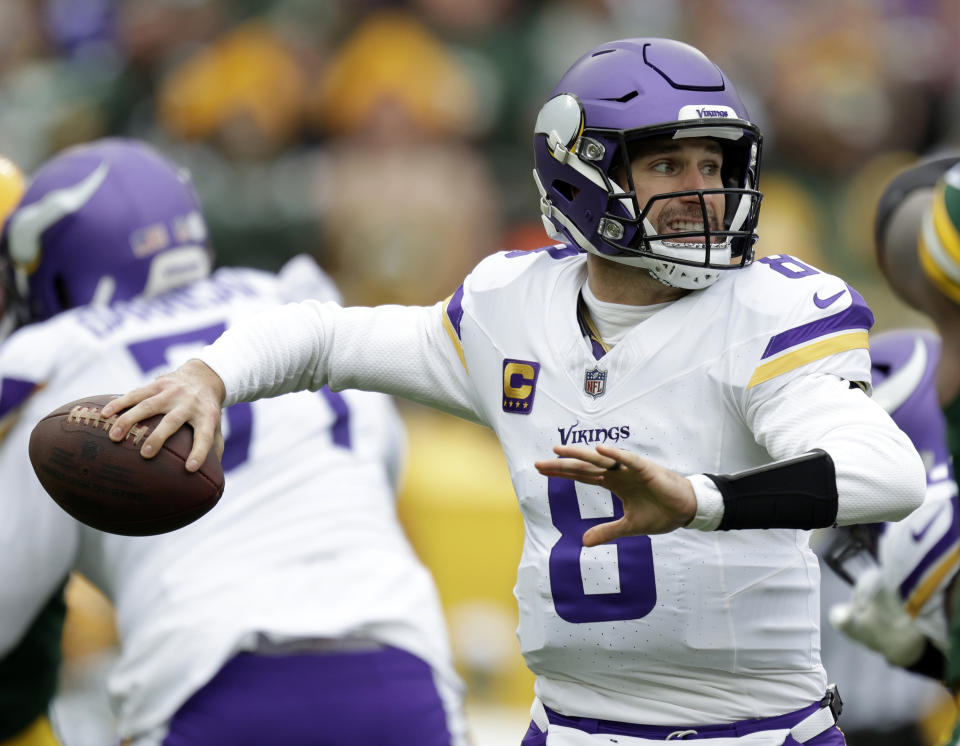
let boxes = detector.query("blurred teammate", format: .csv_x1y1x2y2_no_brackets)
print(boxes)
0,158,66,746
106,39,925,745
865,155,960,744
0,138,467,746
827,328,958,741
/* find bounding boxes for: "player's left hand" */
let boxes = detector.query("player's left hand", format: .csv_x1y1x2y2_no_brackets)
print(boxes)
534,445,697,543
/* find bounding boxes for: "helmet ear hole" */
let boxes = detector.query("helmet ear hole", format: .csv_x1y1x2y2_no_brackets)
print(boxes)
552,180,580,203
53,273,71,312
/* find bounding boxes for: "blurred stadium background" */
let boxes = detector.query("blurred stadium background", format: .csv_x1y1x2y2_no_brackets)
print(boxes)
2,0,958,743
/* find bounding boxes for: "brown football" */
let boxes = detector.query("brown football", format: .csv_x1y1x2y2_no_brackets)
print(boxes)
28,394,225,536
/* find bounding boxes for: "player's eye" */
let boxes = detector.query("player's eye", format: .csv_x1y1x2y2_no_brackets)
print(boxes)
701,161,721,177
650,159,676,175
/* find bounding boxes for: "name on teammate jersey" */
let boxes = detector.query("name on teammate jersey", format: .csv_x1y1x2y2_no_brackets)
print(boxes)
75,275,259,338
557,422,630,445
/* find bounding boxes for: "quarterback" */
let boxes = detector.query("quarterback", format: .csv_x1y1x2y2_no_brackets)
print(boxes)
106,39,926,745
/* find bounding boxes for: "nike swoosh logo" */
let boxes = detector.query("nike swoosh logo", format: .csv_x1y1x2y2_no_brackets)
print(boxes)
912,503,945,542
871,337,928,414
813,289,845,308
7,161,110,275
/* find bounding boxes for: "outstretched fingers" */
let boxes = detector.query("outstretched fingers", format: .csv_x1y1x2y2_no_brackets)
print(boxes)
533,444,625,483
535,444,696,540
103,361,226,471
582,518,631,547
104,382,168,449
102,381,161,420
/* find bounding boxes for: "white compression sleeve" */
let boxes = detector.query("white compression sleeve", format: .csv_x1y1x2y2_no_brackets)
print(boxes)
198,300,481,423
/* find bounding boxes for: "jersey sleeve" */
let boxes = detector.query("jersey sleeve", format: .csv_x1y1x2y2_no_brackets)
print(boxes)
199,296,486,425
710,256,925,526
879,480,959,650
0,332,81,655
723,255,874,405
0,322,75,445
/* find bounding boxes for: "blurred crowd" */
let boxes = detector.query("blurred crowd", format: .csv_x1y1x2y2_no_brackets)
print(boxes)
0,0,957,315
3,0,960,742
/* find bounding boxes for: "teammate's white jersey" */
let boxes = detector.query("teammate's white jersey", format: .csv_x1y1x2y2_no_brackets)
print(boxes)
0,257,463,738
200,247,923,726
879,479,959,652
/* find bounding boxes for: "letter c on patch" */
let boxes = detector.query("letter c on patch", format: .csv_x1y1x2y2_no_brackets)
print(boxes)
502,358,541,415
504,363,536,397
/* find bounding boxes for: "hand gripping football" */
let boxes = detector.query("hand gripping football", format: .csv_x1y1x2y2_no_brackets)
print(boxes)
29,394,225,536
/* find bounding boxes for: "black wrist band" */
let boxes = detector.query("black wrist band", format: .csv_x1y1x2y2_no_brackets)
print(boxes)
707,449,838,530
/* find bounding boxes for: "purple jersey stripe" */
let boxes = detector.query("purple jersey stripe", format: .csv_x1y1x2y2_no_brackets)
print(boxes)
127,323,227,372
445,284,465,341
505,244,580,260
0,377,37,419
899,499,960,601
761,286,874,360
321,387,351,448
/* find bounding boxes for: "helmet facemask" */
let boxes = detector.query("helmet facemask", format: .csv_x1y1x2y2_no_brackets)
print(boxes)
535,97,762,290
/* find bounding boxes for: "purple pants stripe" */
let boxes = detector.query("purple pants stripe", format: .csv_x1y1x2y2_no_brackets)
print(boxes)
163,645,454,746
521,701,846,744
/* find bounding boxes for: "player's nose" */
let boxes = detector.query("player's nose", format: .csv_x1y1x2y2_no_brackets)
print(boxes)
678,165,708,192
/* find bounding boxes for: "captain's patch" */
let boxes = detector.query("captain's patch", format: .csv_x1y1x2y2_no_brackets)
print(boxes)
503,359,540,414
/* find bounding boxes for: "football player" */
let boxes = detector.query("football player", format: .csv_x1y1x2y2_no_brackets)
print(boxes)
828,328,959,682
0,157,66,746
867,155,960,744
105,39,926,745
0,139,468,745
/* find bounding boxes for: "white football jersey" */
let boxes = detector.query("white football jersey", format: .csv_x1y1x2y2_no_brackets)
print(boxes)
200,246,921,726
879,478,958,652
440,248,873,723
0,258,462,737
865,328,960,654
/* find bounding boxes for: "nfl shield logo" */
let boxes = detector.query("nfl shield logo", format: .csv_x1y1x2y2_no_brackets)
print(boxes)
584,367,607,398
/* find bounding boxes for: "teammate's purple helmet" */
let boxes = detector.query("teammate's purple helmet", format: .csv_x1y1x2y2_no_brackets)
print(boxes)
0,138,211,326
870,328,949,473
825,327,948,585
533,38,763,289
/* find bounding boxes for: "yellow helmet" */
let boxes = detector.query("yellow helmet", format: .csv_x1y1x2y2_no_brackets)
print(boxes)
0,155,25,228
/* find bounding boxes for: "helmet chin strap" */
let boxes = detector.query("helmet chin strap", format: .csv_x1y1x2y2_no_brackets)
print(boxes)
633,216,732,289
532,169,735,291
594,246,727,290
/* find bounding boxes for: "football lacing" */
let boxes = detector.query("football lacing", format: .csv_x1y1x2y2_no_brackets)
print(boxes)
67,405,150,445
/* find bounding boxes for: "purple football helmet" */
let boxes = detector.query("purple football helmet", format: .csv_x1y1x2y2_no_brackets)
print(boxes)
825,327,947,586
870,327,948,472
533,38,763,289
0,138,212,327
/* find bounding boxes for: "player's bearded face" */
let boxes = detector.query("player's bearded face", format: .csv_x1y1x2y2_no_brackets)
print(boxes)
627,136,727,247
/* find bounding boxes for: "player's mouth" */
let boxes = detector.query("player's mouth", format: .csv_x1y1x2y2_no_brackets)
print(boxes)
656,211,723,244
665,219,706,241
